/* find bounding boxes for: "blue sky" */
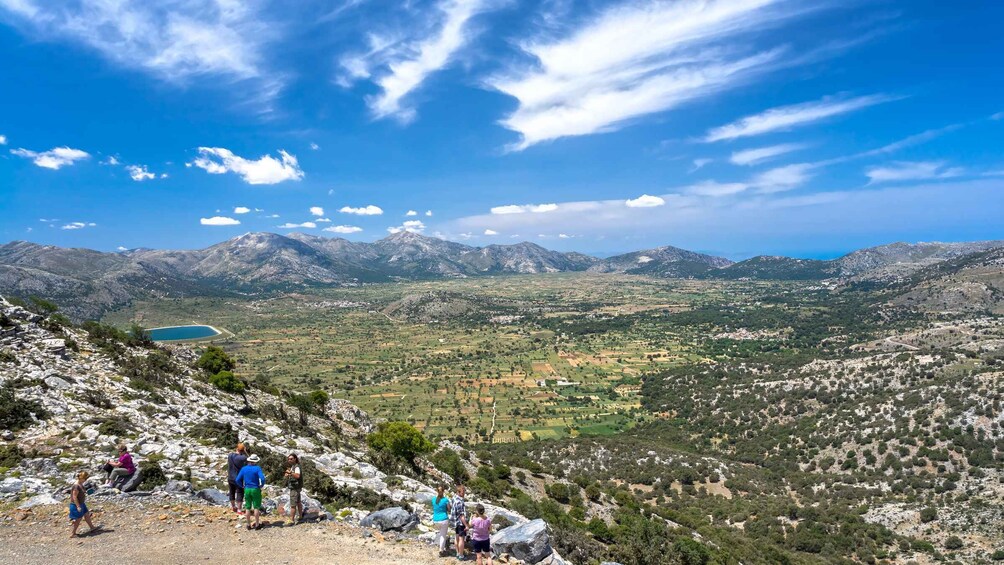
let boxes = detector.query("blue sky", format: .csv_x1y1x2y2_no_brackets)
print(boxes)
0,0,1002,259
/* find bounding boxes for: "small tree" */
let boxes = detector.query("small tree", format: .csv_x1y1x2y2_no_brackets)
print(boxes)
196,346,235,375
209,371,246,394
366,421,434,470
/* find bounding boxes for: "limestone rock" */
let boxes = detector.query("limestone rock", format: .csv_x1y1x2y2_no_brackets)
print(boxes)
492,519,553,564
196,488,230,506
360,507,419,532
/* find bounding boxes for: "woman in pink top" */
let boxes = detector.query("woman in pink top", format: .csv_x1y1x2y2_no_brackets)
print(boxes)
469,504,493,565
105,444,136,487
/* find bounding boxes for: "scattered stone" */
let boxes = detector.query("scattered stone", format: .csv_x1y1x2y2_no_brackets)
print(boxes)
196,489,230,506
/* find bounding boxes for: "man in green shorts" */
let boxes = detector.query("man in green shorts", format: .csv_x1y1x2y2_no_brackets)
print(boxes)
235,453,266,530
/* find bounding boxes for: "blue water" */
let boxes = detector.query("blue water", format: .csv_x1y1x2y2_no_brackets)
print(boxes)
148,325,220,342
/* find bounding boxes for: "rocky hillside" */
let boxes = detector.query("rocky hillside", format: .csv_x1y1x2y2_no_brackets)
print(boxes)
0,295,577,565
589,246,732,277
891,246,1004,314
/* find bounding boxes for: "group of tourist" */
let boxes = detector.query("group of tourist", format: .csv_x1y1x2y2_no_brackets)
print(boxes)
432,483,494,564
69,443,496,563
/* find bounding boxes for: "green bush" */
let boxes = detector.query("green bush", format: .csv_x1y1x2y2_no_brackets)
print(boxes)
991,549,1004,560
945,535,963,550
920,507,937,523
209,371,246,394
188,420,239,449
0,385,48,431
546,483,571,504
309,390,329,406
366,422,435,470
673,538,712,565
196,346,235,375
429,449,469,484
139,460,168,489
0,444,26,468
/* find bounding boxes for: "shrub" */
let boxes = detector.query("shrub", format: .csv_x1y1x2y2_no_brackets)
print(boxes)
429,449,470,484
139,460,168,489
121,350,179,392
0,444,26,468
209,371,246,394
309,390,329,406
920,507,937,523
991,549,1004,560
673,538,712,565
93,417,132,438
366,422,434,471
547,483,571,504
0,385,48,431
945,535,963,550
189,420,239,449
196,346,235,375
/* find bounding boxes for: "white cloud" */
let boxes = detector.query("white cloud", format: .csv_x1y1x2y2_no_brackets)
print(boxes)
324,225,363,234
340,0,499,122
750,163,814,193
11,146,89,169
310,206,325,216
387,219,426,234
200,216,240,226
490,203,558,215
277,222,317,229
310,142,320,150
484,229,498,235
625,194,665,208
490,0,830,150
101,156,120,165
0,134,7,145
558,233,572,239
730,143,806,166
405,210,418,216
690,158,712,172
686,180,749,197
705,93,898,142
265,213,280,218
865,161,964,184
191,147,304,185
60,221,96,230
425,210,433,216
126,164,155,181
116,246,128,251
340,205,384,215
315,218,331,223
233,206,251,214
0,0,281,104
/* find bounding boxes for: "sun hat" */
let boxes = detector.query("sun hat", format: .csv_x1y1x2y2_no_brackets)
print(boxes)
247,454,261,463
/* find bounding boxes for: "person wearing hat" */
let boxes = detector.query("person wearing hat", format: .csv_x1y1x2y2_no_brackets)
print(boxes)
227,443,248,515
235,453,266,530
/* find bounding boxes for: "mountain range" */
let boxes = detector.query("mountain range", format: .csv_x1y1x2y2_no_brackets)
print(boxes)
1,231,1002,319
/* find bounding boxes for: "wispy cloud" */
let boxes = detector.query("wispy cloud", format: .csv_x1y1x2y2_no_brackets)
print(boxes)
200,216,240,226
60,221,96,230
277,221,317,229
705,93,898,142
483,229,498,235
750,163,814,193
730,143,806,166
491,203,558,214
324,225,363,234
0,0,282,105
686,180,749,197
190,147,304,185
339,0,499,122
11,146,89,169
865,161,963,184
690,158,713,172
340,205,383,215
490,0,830,150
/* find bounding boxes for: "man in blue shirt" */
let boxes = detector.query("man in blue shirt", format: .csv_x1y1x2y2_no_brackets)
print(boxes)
235,453,266,530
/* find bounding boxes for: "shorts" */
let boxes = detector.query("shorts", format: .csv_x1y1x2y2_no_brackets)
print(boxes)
228,481,244,504
455,522,467,537
243,488,262,510
472,539,491,554
69,503,89,521
289,489,302,508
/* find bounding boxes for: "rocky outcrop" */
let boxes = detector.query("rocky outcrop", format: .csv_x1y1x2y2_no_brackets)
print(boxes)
492,519,553,564
360,507,420,532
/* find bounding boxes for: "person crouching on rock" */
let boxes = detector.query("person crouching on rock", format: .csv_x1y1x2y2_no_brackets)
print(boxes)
69,471,100,538
283,453,303,526
235,453,266,530
227,443,248,515
104,445,135,488
469,504,493,565
432,485,451,556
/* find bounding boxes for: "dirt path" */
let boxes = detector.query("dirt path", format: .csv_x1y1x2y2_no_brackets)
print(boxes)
0,501,448,565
